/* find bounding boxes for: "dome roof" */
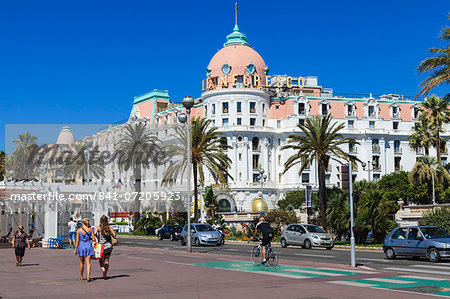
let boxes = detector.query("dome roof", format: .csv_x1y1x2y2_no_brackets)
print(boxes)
207,26,267,89
56,126,74,145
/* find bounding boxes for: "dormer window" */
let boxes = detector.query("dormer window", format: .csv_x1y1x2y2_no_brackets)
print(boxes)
347,105,354,116
390,102,401,119
321,103,328,115
412,103,421,119
368,106,375,117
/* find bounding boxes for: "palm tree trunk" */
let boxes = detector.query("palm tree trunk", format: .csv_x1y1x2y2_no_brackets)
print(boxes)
318,158,327,229
193,161,199,223
436,126,441,162
134,165,141,230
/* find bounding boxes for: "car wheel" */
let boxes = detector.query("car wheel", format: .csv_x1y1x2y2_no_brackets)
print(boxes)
385,247,396,259
170,234,175,241
180,237,186,246
280,238,288,248
195,238,201,247
428,248,440,262
158,234,163,240
304,239,312,249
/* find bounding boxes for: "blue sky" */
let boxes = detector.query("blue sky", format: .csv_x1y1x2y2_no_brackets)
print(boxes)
1,0,449,151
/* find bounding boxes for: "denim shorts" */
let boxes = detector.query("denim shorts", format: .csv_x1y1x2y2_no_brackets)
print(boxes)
69,231,76,241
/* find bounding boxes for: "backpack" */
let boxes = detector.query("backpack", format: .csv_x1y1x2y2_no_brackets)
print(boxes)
267,226,274,240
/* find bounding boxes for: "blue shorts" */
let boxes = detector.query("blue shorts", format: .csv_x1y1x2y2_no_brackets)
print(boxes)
69,231,76,242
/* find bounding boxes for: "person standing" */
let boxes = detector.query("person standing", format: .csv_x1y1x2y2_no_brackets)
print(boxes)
12,225,31,267
68,217,77,247
74,218,95,282
94,215,116,280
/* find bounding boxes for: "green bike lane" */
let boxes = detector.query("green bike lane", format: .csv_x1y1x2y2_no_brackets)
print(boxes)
191,260,450,297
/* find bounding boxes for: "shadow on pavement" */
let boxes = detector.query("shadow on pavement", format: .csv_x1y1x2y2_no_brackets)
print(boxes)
91,274,130,281
20,263,40,267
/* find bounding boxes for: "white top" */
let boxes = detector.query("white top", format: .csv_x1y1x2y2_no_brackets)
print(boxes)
68,221,77,232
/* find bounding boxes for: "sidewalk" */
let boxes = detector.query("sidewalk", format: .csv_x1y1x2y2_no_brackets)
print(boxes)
0,244,445,298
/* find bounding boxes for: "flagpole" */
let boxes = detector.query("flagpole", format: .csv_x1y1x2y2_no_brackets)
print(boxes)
235,2,238,26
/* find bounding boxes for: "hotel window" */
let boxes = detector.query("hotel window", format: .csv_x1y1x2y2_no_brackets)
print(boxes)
278,138,281,146
250,118,256,126
298,103,306,115
236,76,243,88
237,101,242,113
249,102,256,113
347,105,355,116
372,139,380,152
212,104,215,115
414,107,420,119
395,157,401,171
263,119,266,127
278,173,282,183
238,153,242,161
442,157,448,165
252,137,260,151
302,173,310,184
278,154,282,166
325,174,330,184
348,120,354,129
373,174,381,183
369,121,375,129
220,137,228,151
262,104,266,113
237,118,242,125
275,105,280,109
394,140,401,153
253,173,259,183
299,119,305,126
212,119,215,126
368,106,375,117
393,122,399,130
349,142,356,153
239,172,242,181
205,106,208,116
252,154,260,169
392,106,399,118
277,120,281,128
321,104,328,115
222,102,229,113
222,118,229,126
372,155,380,170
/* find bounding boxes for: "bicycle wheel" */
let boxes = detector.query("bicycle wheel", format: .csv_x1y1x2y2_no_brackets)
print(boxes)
266,246,279,267
251,246,262,265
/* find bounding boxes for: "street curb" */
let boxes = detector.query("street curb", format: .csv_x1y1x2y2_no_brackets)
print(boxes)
117,234,384,252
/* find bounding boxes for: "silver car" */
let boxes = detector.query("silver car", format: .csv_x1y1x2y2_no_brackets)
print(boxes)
180,223,222,246
280,224,334,250
383,226,450,262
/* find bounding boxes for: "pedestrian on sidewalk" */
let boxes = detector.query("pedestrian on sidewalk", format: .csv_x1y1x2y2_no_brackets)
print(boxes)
12,225,31,267
94,215,116,280
68,217,77,247
74,218,96,282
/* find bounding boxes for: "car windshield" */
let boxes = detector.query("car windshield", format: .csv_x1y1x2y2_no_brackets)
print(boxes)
195,224,214,232
421,227,450,239
305,225,326,233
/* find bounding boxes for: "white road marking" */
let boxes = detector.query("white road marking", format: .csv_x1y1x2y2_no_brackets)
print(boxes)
172,254,203,258
364,277,415,284
223,248,238,251
294,253,335,258
127,256,152,261
399,275,449,281
285,269,344,276
384,267,450,276
328,281,376,287
357,258,390,263
252,271,308,279
318,267,376,274
165,261,196,266
412,264,450,270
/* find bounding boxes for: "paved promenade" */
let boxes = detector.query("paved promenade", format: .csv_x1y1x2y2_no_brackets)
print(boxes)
0,243,449,298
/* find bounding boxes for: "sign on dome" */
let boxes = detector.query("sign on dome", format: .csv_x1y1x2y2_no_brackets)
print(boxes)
202,74,307,91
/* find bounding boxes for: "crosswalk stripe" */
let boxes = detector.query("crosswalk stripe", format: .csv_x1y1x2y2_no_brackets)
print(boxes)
364,277,415,284
294,253,335,258
328,280,376,287
318,267,376,274
285,269,344,276
399,275,450,281
252,271,308,279
384,267,450,276
412,264,450,270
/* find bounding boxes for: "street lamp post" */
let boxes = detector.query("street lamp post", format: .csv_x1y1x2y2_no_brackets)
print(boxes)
84,137,93,220
258,168,267,213
361,160,377,182
178,95,195,252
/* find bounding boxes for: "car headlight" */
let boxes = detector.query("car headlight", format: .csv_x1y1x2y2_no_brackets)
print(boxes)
312,235,319,239
442,243,450,248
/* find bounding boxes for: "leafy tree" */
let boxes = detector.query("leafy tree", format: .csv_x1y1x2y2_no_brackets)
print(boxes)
61,143,105,183
264,209,298,236
409,155,450,203
326,188,349,241
114,122,162,226
416,17,450,98
135,209,163,235
419,208,450,233
277,190,305,210
281,114,359,229
203,185,218,221
162,117,232,222
8,132,39,180
420,95,450,162
377,171,415,204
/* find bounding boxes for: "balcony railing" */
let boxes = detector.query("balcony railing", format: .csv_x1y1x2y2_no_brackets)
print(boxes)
349,147,357,153
252,145,261,151
373,165,381,171
372,145,381,152
394,147,402,154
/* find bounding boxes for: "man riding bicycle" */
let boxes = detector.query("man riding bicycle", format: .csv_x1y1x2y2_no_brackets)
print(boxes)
252,216,274,264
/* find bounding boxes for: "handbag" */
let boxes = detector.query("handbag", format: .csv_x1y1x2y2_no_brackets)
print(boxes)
110,234,119,246
92,243,104,260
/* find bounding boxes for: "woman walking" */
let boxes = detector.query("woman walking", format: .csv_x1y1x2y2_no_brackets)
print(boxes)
12,225,30,267
95,215,116,280
74,218,95,282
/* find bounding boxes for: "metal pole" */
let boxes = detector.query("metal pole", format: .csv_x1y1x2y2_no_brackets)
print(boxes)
186,110,192,252
260,176,263,213
432,171,436,208
349,162,356,267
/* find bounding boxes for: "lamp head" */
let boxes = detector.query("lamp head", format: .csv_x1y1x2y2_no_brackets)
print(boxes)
259,168,265,174
178,113,188,124
361,162,366,169
182,95,195,109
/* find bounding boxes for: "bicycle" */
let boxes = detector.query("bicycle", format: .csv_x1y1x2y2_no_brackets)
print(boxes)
250,237,279,267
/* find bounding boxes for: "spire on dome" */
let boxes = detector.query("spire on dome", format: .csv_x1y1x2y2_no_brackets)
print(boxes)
224,24,249,47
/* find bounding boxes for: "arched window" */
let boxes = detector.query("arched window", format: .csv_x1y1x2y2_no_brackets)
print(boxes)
252,137,260,151
218,199,232,212
252,198,268,212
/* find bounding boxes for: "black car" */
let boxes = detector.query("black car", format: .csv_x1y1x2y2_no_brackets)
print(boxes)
157,225,182,241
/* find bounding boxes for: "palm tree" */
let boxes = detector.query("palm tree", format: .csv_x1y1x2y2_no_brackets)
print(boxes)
420,95,450,162
162,117,232,222
409,155,450,204
416,18,450,98
0,150,5,181
114,122,163,225
61,143,105,183
408,115,434,155
281,114,359,229
12,132,38,180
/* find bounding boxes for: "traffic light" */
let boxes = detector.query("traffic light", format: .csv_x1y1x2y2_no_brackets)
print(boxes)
337,165,350,190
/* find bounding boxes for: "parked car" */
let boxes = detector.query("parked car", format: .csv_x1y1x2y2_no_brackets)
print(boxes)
109,222,119,233
180,223,222,246
157,225,182,241
383,226,450,262
280,224,334,250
